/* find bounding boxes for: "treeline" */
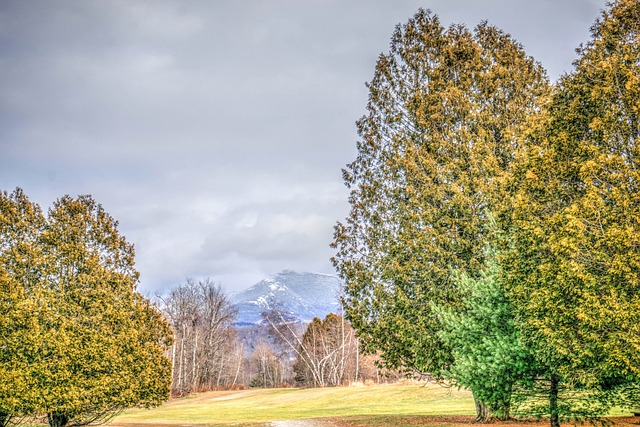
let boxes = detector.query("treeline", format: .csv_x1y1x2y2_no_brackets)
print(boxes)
158,278,396,395
332,1,640,426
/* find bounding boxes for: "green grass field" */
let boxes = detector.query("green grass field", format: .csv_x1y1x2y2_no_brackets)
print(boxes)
109,381,475,426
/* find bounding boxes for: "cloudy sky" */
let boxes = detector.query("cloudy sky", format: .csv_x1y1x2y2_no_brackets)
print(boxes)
1,0,606,294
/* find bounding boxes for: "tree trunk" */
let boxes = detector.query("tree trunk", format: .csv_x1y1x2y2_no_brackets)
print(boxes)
170,342,176,380
474,393,490,422
354,339,360,383
232,343,242,386
48,412,69,427
499,401,511,421
549,374,560,427
0,411,12,427
192,327,198,392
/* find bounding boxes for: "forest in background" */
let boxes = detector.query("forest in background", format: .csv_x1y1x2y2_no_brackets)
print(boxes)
158,277,399,395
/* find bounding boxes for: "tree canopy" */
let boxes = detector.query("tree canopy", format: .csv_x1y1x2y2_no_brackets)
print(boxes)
0,188,46,426
332,7,549,380
0,189,173,427
500,0,640,423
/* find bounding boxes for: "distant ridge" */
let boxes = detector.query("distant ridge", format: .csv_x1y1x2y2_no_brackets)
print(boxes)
231,270,342,326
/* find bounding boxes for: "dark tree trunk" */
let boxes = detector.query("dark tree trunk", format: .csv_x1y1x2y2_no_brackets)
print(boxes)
48,412,69,427
0,410,12,427
549,374,560,427
473,390,512,422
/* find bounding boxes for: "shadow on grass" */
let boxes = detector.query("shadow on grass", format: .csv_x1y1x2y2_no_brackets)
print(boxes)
328,415,640,427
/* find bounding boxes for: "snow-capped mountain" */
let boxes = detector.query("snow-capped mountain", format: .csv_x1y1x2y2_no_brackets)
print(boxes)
231,270,343,326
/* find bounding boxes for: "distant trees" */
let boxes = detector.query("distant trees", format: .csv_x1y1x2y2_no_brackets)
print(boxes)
334,2,640,426
250,341,288,388
161,278,243,395
261,305,378,388
159,284,384,392
292,314,359,387
0,189,173,427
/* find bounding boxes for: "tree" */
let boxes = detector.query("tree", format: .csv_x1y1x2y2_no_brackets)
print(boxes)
437,255,538,421
161,278,241,395
250,341,287,388
500,1,640,425
0,189,46,426
0,190,173,427
293,314,359,387
260,302,311,387
332,8,548,418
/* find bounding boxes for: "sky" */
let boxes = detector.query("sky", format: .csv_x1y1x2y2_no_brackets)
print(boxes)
0,0,607,294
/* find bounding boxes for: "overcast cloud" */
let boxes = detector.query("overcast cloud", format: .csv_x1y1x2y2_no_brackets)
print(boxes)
0,0,606,293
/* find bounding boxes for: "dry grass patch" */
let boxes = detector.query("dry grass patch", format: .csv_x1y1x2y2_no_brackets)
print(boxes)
110,382,473,426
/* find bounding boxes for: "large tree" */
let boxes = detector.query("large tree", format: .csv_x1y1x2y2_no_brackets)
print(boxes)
500,0,640,425
0,190,173,427
332,8,548,412
0,189,46,426
39,194,173,427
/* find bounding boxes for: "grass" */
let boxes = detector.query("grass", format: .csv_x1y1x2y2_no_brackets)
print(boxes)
109,381,475,426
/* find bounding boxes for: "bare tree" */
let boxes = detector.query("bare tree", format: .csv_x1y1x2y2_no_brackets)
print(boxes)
250,341,287,388
261,302,362,388
161,278,242,395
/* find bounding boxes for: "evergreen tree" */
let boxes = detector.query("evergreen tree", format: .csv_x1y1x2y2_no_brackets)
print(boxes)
0,190,173,427
0,189,46,426
437,256,537,421
500,1,640,425
332,9,548,418
38,195,173,427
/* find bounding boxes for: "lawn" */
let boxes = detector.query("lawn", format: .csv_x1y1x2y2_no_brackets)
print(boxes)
109,381,474,426
108,382,640,427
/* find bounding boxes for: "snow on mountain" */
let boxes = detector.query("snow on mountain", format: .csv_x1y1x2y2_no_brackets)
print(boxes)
231,270,343,326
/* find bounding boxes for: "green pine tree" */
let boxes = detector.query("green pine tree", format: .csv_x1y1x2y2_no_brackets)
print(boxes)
437,255,538,421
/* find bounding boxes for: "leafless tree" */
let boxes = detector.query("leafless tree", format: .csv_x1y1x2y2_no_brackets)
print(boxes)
161,278,242,395
261,302,364,388
249,341,287,388
289,313,360,387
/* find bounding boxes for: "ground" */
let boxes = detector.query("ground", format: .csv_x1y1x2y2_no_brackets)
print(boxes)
108,415,640,427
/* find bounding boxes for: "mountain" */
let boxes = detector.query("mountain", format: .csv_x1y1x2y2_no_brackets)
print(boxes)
231,270,343,326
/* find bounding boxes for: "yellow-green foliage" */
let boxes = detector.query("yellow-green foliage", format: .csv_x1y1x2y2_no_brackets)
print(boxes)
332,8,549,378
500,0,640,419
0,189,46,424
0,189,173,427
